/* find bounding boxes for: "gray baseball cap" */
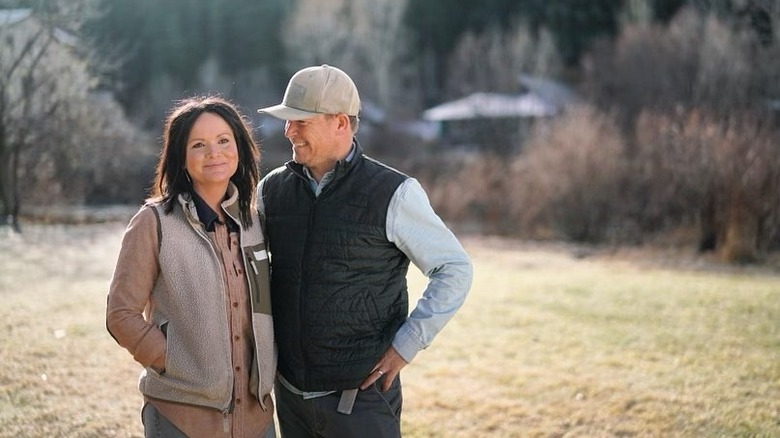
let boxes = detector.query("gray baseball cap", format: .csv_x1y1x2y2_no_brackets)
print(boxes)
258,64,360,120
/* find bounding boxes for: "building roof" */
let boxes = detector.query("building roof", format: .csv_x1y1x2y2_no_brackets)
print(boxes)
422,74,579,122
0,8,32,27
422,92,558,121
518,74,579,108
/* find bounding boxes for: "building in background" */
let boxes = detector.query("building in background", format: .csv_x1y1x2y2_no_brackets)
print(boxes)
422,74,579,154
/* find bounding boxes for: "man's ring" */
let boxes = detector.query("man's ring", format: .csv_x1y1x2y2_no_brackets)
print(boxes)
377,370,384,376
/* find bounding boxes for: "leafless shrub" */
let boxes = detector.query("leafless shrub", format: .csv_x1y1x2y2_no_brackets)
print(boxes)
631,109,719,233
406,152,511,235
507,105,627,243
578,4,780,261
632,109,780,262
19,92,154,208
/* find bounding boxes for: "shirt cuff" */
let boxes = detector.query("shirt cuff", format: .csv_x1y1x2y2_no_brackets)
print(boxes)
392,323,426,363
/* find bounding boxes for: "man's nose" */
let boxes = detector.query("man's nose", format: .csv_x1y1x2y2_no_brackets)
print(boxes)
284,121,297,138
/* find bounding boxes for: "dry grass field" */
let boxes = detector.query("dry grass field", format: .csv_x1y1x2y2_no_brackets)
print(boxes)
1,222,779,437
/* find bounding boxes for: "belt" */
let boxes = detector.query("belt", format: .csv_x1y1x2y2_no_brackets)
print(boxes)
337,389,359,415
278,373,358,415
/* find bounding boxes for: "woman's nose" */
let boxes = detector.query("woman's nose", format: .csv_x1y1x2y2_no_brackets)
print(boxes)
205,142,222,156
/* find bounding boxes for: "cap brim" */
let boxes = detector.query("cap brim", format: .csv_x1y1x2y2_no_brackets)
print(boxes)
256,104,319,121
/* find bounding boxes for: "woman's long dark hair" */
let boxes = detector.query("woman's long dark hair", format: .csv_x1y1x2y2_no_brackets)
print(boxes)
149,96,260,228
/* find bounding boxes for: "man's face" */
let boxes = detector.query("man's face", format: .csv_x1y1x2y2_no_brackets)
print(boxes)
284,114,341,171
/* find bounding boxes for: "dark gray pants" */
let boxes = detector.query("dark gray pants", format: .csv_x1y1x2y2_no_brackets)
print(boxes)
275,376,403,438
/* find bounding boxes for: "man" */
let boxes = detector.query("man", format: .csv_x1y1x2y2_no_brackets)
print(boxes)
256,64,472,437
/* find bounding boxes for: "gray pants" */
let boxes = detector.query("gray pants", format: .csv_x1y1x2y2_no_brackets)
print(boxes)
141,403,188,438
141,402,276,438
275,376,403,438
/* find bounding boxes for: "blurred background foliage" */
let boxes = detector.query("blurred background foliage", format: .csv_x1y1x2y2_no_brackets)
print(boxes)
1,0,778,263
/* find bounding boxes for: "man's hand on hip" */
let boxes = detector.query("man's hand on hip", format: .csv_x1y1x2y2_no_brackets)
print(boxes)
360,346,408,392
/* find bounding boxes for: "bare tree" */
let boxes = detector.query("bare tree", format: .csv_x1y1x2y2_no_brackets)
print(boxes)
0,10,93,231
446,20,562,99
282,0,354,72
282,0,411,115
348,0,408,114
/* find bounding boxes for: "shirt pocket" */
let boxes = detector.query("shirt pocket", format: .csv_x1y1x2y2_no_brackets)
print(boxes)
245,243,271,314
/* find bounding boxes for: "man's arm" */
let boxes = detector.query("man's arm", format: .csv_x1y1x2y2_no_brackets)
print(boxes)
361,178,473,391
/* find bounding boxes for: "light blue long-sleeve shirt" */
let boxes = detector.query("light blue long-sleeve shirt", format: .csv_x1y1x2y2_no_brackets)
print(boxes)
257,151,473,395
383,177,473,362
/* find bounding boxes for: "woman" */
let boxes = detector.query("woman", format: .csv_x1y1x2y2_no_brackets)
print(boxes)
106,96,275,437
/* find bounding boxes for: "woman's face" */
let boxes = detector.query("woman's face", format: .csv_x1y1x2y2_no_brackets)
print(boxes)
184,112,239,194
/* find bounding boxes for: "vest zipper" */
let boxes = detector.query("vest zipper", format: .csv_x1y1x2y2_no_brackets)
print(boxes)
298,195,318,387
222,409,230,433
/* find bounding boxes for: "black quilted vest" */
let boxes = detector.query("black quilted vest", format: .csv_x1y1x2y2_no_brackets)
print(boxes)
262,143,410,391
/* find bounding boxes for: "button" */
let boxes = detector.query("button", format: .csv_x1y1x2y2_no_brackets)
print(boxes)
235,398,241,405
233,302,239,307
234,335,240,341
235,366,241,372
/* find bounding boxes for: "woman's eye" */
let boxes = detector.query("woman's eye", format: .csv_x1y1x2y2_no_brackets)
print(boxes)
191,142,205,149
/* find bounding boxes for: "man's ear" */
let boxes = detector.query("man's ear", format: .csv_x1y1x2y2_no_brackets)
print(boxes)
335,113,351,135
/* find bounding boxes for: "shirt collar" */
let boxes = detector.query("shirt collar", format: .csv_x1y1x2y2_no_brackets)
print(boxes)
302,142,357,193
191,191,236,232
343,142,357,163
